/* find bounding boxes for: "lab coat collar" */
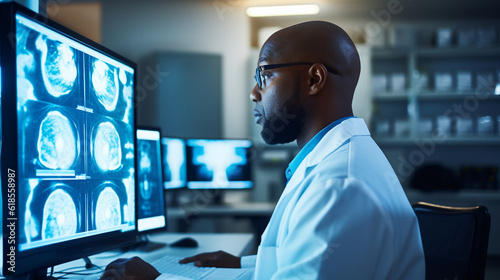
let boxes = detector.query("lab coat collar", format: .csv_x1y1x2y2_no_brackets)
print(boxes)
282,118,370,196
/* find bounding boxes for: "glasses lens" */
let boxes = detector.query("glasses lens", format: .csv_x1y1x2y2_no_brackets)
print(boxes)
254,67,261,89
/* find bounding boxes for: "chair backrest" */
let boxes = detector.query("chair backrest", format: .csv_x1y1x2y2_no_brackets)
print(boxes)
412,202,491,280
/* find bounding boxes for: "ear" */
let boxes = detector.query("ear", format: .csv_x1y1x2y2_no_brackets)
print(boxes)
307,63,328,96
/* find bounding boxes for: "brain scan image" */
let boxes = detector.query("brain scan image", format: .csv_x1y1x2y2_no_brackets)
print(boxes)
95,186,122,229
93,122,122,172
92,60,119,111
41,188,78,240
35,35,77,98
37,110,78,170
139,142,153,200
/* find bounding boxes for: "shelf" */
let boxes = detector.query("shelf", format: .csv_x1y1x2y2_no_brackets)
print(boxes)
415,47,500,58
372,46,500,58
374,136,500,146
416,91,500,100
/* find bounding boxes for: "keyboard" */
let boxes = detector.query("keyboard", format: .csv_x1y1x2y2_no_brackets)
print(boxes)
152,254,216,278
151,254,253,280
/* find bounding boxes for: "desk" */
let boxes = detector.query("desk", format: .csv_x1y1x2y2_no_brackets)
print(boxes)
52,232,254,279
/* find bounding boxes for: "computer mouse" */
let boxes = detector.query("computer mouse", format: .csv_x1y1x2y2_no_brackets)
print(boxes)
169,237,199,248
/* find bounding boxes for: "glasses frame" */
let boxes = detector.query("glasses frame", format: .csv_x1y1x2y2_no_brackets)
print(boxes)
254,62,337,89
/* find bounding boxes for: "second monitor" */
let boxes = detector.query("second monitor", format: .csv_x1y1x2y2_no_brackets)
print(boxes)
186,139,253,189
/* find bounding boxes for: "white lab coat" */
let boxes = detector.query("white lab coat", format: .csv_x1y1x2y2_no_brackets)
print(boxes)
242,118,425,279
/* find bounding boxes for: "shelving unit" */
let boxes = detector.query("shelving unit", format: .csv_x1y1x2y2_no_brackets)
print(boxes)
372,46,500,143
370,40,500,255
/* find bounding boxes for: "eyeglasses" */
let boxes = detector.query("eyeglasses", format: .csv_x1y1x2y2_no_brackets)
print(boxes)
254,62,337,89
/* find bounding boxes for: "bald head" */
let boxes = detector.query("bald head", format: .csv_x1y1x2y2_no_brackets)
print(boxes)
260,21,361,98
252,21,361,147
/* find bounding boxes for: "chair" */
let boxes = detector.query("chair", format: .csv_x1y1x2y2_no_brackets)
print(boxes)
412,202,491,280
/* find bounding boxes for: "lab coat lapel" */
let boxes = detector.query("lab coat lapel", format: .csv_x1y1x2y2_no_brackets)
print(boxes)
263,119,370,241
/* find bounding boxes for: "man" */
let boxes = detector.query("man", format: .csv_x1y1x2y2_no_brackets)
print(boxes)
101,21,425,280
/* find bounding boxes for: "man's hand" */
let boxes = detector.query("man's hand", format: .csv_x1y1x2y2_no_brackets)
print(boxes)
100,256,160,280
179,250,241,268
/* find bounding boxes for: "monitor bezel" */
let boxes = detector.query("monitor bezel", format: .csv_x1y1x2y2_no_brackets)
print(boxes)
1,2,138,277
135,127,167,234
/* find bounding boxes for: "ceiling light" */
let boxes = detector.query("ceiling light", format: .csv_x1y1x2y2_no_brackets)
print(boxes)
246,4,320,17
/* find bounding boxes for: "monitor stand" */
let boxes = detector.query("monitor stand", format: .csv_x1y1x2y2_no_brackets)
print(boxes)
122,235,167,253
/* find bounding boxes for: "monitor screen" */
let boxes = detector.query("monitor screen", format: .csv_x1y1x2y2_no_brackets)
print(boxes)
186,139,253,189
136,129,166,233
1,3,136,277
161,137,187,189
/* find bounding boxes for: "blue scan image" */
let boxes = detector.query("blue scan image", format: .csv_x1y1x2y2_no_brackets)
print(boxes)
41,188,78,240
91,60,119,111
37,110,78,170
35,35,77,98
193,142,246,187
95,186,121,230
93,121,122,172
163,139,186,189
139,141,154,200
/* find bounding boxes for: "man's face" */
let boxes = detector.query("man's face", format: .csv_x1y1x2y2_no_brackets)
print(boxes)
250,42,306,145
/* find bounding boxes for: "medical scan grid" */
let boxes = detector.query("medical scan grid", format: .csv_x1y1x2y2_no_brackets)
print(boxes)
15,14,136,251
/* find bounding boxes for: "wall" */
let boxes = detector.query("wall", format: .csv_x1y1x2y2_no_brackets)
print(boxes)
99,0,251,139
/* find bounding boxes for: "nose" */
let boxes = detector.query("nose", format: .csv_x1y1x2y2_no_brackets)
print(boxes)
250,84,261,103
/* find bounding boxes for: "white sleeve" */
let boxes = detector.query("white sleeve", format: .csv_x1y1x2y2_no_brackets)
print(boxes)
240,255,257,268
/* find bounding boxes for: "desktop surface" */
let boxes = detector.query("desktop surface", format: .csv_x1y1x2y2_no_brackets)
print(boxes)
51,232,254,279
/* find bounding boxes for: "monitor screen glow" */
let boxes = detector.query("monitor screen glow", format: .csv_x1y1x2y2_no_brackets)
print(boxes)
136,129,166,232
186,139,253,189
161,137,187,189
0,3,137,276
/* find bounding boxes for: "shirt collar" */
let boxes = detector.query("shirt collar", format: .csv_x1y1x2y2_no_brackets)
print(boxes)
285,116,356,183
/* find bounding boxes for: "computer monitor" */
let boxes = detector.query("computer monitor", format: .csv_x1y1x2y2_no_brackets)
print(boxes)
161,137,187,189
1,2,136,278
134,128,167,251
185,139,254,189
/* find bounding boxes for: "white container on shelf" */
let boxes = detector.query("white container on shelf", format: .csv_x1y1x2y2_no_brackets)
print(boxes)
456,71,472,91
390,73,406,93
417,118,433,136
434,72,453,92
394,119,409,138
375,119,391,137
414,72,429,92
436,27,453,47
372,73,388,92
456,117,474,136
436,115,452,135
477,116,494,135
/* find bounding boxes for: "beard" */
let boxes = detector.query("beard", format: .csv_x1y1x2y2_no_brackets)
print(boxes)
260,89,305,145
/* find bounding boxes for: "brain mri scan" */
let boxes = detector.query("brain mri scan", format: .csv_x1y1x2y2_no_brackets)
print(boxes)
37,110,78,170
41,188,78,240
36,35,77,98
91,60,119,111
93,121,122,172
95,186,122,230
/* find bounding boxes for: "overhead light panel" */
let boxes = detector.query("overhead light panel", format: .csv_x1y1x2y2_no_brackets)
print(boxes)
246,4,320,17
